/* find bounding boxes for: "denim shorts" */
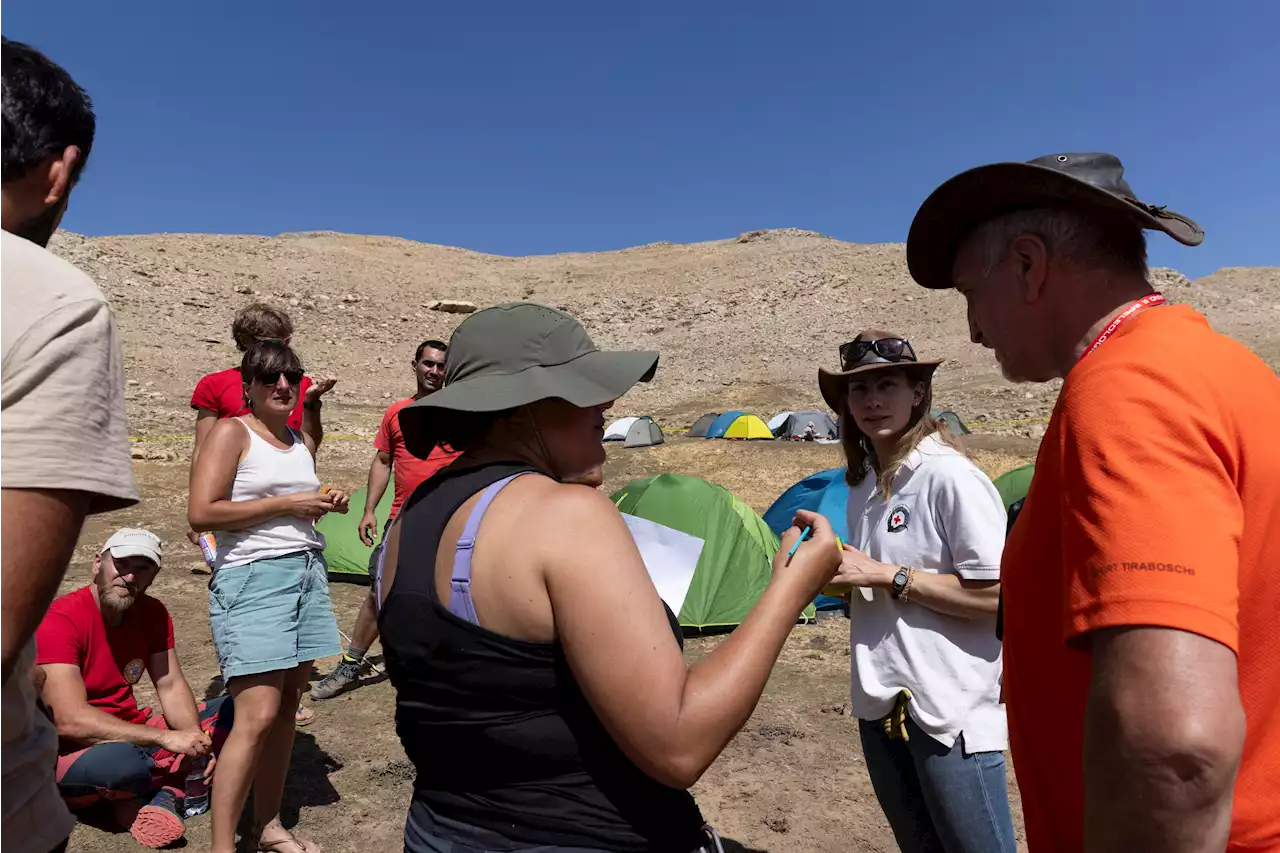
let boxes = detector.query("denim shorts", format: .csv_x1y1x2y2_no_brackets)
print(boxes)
209,550,341,679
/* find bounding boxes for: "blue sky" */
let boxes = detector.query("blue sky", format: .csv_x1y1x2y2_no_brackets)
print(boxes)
5,0,1276,277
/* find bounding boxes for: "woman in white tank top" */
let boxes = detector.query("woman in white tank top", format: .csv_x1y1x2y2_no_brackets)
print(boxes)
188,341,349,853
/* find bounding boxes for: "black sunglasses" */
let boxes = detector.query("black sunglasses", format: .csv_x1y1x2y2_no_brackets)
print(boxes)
256,370,304,386
838,337,918,370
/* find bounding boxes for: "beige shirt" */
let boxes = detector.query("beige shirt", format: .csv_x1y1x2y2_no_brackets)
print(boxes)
2,229,139,853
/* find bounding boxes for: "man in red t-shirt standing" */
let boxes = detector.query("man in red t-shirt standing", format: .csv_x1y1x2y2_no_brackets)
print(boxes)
36,529,232,849
311,340,459,700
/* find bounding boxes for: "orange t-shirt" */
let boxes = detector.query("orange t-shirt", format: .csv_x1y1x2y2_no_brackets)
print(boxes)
1003,304,1280,853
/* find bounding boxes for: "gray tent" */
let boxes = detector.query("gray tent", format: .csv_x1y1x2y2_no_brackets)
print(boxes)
688,413,720,438
774,410,838,440
932,409,971,435
623,416,665,448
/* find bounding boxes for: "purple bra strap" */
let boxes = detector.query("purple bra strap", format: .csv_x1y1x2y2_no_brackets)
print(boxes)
448,472,532,625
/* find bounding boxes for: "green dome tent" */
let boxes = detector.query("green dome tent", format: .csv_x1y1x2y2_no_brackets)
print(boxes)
318,485,393,581
610,474,816,632
993,463,1035,513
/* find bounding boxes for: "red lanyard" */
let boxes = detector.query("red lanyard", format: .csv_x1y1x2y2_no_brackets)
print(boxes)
1078,292,1166,362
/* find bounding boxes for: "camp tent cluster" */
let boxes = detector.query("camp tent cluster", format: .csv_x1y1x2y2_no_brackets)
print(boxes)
688,411,781,440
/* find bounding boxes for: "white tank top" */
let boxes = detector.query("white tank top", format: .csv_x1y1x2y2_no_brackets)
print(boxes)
214,418,326,570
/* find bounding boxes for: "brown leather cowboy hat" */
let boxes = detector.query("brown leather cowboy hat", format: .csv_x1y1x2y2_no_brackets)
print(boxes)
818,330,941,412
906,152,1204,291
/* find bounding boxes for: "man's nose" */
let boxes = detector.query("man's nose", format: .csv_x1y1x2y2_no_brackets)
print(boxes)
967,311,984,346
276,374,292,390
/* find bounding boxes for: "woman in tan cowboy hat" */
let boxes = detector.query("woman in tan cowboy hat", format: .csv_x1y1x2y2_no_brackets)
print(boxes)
377,302,841,853
820,330,1016,853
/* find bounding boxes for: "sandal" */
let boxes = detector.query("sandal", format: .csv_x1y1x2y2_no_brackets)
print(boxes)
258,829,321,853
294,704,315,726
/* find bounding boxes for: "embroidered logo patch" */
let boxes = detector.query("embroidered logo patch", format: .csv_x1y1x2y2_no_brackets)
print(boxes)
123,658,145,684
887,506,910,533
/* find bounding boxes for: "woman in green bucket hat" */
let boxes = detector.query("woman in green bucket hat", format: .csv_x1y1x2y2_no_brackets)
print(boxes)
379,302,841,853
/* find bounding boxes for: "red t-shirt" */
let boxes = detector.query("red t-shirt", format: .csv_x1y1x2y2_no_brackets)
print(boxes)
376,397,461,517
35,586,175,740
190,367,313,431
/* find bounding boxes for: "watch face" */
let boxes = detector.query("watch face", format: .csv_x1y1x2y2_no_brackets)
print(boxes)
893,568,909,587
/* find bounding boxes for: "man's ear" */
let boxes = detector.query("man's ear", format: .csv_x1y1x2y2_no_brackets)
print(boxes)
1009,233,1050,304
41,145,83,207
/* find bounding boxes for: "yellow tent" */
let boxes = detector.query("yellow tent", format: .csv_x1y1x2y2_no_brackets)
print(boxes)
723,414,773,440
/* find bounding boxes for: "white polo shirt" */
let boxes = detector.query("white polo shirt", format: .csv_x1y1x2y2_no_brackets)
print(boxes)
846,433,1008,752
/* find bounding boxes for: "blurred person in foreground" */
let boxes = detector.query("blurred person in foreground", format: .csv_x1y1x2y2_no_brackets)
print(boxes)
188,341,349,853
908,152,1280,852
188,300,334,728
37,529,233,849
820,332,1014,853
311,340,459,701
377,303,842,853
2,36,139,853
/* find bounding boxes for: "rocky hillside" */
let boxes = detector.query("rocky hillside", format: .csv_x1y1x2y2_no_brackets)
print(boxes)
48,229,1280,444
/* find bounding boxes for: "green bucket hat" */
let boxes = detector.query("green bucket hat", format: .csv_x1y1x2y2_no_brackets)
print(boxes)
399,302,659,458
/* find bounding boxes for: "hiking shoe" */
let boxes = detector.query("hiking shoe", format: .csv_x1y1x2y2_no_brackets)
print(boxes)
311,658,362,700
130,787,185,849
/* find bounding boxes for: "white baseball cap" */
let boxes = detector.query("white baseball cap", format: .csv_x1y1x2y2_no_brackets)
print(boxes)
101,528,163,568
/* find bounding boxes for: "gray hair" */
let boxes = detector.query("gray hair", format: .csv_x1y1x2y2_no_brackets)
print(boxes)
964,206,1149,279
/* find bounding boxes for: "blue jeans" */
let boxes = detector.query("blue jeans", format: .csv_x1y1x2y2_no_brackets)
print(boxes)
858,716,1016,853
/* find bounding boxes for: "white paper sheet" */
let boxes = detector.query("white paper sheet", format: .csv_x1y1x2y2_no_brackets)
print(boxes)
621,513,705,615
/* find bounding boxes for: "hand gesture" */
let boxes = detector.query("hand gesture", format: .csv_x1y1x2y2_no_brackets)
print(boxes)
830,544,895,590
359,510,379,547
772,510,842,603
285,491,336,521
304,377,337,404
324,487,350,514
202,754,217,784
159,728,211,757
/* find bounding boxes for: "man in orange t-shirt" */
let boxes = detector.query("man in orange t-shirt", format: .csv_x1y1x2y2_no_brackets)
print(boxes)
907,153,1280,852
311,340,459,700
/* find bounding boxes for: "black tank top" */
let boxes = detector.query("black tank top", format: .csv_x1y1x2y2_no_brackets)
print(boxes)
380,461,706,852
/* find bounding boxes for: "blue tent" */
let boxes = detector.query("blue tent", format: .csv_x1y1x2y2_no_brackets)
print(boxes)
704,410,745,439
763,467,851,611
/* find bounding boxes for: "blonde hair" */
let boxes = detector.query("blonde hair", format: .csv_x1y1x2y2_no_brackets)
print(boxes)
839,365,961,500
231,302,294,352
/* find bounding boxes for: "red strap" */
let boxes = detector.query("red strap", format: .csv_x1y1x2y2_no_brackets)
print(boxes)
1078,292,1166,362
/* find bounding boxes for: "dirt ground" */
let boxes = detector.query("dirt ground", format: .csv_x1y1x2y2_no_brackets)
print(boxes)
62,432,1035,853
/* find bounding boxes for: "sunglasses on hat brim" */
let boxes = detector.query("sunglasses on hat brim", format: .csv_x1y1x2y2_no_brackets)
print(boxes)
838,337,918,371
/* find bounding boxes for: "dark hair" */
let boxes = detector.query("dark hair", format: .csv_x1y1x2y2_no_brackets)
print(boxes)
2,38,95,183
231,302,294,351
415,339,448,363
239,340,304,387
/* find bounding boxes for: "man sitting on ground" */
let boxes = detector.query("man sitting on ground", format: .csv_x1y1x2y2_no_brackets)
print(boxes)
36,529,233,849
312,340,459,699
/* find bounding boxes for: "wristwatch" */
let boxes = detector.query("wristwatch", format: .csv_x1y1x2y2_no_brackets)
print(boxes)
890,566,911,600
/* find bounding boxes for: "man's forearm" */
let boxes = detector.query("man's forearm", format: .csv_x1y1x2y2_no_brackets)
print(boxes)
1,488,90,683
156,680,201,733
365,457,392,513
53,704,166,749
302,402,323,451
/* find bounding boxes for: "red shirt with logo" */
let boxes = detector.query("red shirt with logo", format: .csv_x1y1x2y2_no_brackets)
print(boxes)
376,397,461,518
191,367,313,431
35,586,174,741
